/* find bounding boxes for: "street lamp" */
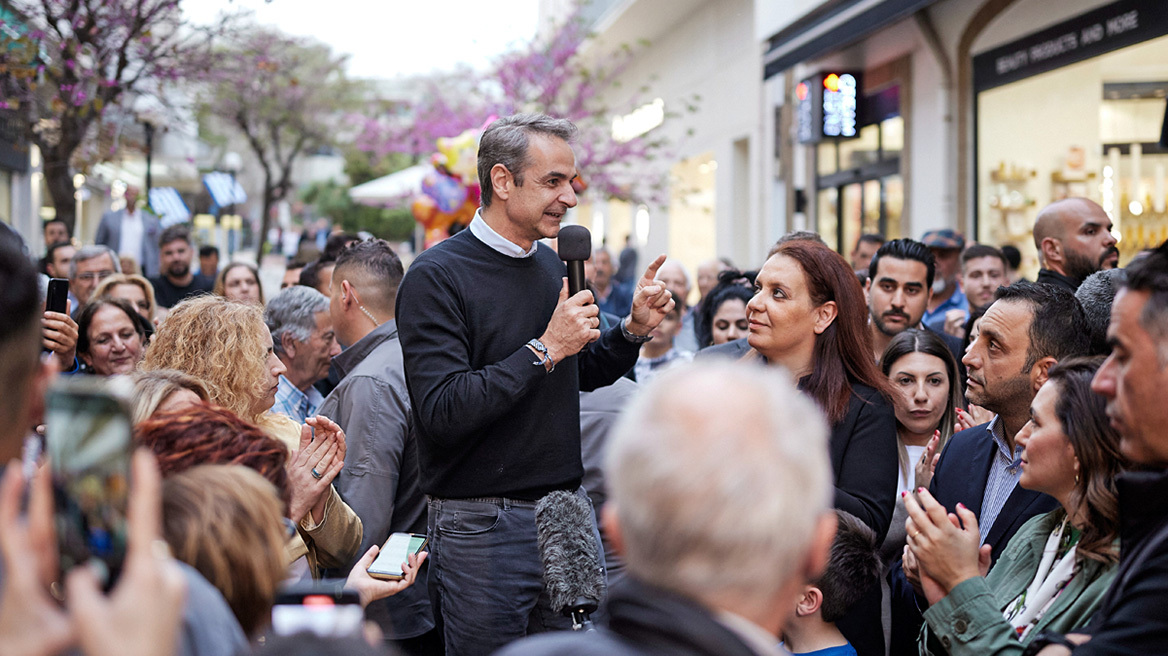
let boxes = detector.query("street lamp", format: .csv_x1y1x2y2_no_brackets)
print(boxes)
222,152,243,258
133,95,164,195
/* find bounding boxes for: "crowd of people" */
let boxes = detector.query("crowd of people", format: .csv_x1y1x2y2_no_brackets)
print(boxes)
2,111,1167,656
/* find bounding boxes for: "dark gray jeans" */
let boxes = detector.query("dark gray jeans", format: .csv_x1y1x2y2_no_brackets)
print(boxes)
426,489,605,656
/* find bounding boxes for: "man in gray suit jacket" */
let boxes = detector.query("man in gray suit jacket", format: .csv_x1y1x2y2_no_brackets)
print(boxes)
95,186,161,278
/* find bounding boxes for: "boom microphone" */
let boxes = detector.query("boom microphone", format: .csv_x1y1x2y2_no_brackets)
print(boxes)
535,490,606,631
558,225,592,298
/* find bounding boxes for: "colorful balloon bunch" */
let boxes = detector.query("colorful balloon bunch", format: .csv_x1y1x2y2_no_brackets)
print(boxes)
411,129,481,249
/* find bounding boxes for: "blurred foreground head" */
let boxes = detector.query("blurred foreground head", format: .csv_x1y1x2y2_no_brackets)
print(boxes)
0,228,43,460
605,361,835,624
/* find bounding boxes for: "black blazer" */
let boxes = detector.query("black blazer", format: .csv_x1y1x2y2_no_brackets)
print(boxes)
929,421,1059,561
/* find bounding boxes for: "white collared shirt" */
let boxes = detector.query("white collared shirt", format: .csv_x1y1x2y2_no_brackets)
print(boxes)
468,210,538,258
119,208,144,259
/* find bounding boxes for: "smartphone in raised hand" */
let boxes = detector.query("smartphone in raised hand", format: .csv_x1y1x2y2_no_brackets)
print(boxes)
45,376,134,591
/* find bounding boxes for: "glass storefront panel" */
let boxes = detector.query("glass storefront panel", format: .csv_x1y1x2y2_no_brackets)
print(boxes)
841,183,863,255
839,123,881,170
881,116,904,160
977,34,1168,273
884,175,904,240
817,187,839,252
817,142,838,176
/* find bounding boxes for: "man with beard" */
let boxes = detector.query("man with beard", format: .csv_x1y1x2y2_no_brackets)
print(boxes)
888,282,1088,654
921,230,969,334
150,225,215,309
1025,240,1168,654
1033,198,1118,292
865,239,965,379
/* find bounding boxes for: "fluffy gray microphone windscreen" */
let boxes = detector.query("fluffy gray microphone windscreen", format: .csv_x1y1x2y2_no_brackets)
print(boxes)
535,490,606,614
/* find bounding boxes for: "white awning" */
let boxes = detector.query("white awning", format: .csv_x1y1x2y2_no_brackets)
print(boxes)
349,164,431,206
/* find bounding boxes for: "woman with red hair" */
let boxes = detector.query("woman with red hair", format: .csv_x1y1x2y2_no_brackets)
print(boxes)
745,239,898,539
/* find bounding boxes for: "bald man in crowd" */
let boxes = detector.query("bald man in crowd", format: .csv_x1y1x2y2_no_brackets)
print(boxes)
1033,198,1119,292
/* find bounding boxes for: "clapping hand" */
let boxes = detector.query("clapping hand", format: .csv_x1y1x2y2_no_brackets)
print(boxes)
287,417,347,525
913,431,942,490
904,488,991,606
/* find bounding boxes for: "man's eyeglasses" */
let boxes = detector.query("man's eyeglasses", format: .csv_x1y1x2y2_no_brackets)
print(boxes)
76,270,115,282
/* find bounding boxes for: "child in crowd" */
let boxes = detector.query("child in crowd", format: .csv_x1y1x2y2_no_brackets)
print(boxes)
633,303,692,383
782,511,883,656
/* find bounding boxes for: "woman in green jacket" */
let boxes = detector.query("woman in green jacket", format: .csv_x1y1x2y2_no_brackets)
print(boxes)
904,357,1127,655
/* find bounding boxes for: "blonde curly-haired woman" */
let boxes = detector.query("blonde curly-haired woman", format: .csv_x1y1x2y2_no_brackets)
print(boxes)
142,294,361,578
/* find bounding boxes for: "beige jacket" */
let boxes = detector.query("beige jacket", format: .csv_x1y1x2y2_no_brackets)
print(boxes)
263,414,364,577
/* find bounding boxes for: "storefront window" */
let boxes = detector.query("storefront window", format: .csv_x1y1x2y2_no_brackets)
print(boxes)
976,30,1168,273
839,123,881,170
814,89,903,252
817,142,838,176
817,187,839,252
881,116,904,160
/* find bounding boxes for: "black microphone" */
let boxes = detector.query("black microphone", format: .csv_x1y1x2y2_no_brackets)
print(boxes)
535,490,606,631
558,225,592,298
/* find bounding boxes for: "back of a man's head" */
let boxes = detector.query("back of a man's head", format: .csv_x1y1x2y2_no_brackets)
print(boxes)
0,231,43,457
1077,268,1127,356
994,281,1090,368
334,239,404,315
606,361,833,613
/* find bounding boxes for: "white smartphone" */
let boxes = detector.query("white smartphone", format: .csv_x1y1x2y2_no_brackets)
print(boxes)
366,532,428,581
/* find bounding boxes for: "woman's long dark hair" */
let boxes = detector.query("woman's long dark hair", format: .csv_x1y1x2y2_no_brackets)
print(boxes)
1046,356,1127,563
76,298,149,361
770,240,891,424
880,329,961,482
696,269,755,349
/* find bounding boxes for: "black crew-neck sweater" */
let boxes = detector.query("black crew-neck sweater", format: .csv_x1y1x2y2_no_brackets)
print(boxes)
396,229,640,500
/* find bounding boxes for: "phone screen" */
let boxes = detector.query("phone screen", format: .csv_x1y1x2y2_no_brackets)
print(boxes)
46,381,133,590
271,594,364,637
367,533,427,579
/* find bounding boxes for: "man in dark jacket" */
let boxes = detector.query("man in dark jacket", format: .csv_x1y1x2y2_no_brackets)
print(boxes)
1033,198,1118,292
498,361,838,656
1028,241,1168,654
318,239,436,655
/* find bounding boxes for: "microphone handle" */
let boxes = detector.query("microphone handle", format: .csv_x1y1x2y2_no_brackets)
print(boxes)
567,260,587,298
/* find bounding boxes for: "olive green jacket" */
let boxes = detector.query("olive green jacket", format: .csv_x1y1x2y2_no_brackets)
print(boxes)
919,511,1117,656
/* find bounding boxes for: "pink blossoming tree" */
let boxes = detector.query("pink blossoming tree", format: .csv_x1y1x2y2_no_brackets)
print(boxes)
0,0,227,231
352,8,692,208
184,27,360,258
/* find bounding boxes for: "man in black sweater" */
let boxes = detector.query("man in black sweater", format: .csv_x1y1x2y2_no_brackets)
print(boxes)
396,113,674,656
